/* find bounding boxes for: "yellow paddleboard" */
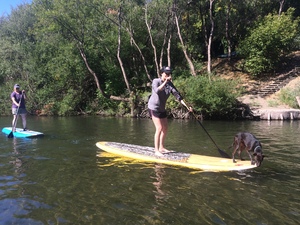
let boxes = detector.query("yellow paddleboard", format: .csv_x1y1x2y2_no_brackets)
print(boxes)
96,142,257,172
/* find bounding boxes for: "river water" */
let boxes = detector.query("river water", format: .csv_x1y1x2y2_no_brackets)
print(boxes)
0,116,299,224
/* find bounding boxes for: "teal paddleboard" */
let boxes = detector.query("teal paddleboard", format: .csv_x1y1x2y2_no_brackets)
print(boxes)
2,127,44,138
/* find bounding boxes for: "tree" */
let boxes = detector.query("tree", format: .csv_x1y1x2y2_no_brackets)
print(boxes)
173,0,196,76
0,3,39,114
35,0,130,100
239,8,299,75
279,0,286,16
2,0,298,116
207,0,215,74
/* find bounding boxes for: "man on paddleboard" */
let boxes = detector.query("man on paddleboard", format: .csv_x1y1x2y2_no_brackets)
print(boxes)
148,66,191,156
11,84,27,131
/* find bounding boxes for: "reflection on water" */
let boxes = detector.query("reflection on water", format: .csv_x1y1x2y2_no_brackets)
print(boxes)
0,136,46,224
0,116,300,224
152,164,166,204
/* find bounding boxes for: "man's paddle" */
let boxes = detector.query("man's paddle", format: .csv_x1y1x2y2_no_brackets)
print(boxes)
8,94,22,138
182,101,231,158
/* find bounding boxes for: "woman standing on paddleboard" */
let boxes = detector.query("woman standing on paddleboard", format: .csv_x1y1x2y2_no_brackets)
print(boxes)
11,84,27,132
148,66,191,156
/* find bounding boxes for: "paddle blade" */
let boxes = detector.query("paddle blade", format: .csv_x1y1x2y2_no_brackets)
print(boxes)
7,131,14,138
218,149,231,158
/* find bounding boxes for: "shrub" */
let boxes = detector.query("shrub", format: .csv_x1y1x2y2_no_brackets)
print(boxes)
278,85,300,109
239,8,299,76
170,75,243,118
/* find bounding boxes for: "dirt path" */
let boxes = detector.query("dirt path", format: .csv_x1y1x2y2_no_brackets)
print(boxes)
215,51,300,113
209,51,300,119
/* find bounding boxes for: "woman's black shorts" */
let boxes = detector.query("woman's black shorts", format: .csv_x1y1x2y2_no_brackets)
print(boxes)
148,109,167,118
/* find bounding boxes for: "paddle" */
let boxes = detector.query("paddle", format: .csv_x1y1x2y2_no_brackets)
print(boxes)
8,93,22,138
182,100,231,158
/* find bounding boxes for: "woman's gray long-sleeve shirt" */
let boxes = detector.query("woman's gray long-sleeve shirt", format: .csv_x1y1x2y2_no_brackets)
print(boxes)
148,78,183,112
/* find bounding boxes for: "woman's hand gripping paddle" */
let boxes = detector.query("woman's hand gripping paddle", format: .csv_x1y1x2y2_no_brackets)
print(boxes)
182,100,231,159
8,94,22,138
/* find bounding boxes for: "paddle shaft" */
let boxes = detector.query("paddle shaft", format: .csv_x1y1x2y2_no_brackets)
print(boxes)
182,101,231,158
8,93,23,138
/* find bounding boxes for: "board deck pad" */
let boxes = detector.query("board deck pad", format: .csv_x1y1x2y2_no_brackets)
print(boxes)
107,142,190,161
96,141,257,172
2,127,44,138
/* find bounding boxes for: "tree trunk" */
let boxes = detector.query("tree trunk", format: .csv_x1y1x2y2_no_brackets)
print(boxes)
279,0,285,16
159,14,172,76
145,4,159,77
126,28,152,81
167,34,172,68
225,0,232,61
78,45,129,102
98,4,152,81
207,0,215,76
117,6,135,116
174,12,196,76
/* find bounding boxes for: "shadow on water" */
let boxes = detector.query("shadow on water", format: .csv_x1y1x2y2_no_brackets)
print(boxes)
0,116,299,224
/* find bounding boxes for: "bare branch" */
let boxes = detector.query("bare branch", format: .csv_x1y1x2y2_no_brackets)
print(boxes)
144,3,159,77
173,8,196,76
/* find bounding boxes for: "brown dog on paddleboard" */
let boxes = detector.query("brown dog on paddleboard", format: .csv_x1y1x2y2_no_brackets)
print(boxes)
230,132,264,167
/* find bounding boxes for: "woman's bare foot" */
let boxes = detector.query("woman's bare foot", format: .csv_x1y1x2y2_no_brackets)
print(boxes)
155,150,164,156
159,148,172,153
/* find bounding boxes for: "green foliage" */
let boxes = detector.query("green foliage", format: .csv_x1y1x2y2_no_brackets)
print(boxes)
267,99,280,107
57,89,80,116
171,75,243,118
96,91,118,111
278,84,300,109
0,84,14,115
239,8,300,75
117,101,130,116
1,0,300,117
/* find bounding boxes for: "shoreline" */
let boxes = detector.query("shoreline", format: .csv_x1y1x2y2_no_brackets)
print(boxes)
252,108,300,120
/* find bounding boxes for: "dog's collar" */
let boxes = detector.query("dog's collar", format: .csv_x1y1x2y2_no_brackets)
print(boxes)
254,145,261,153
